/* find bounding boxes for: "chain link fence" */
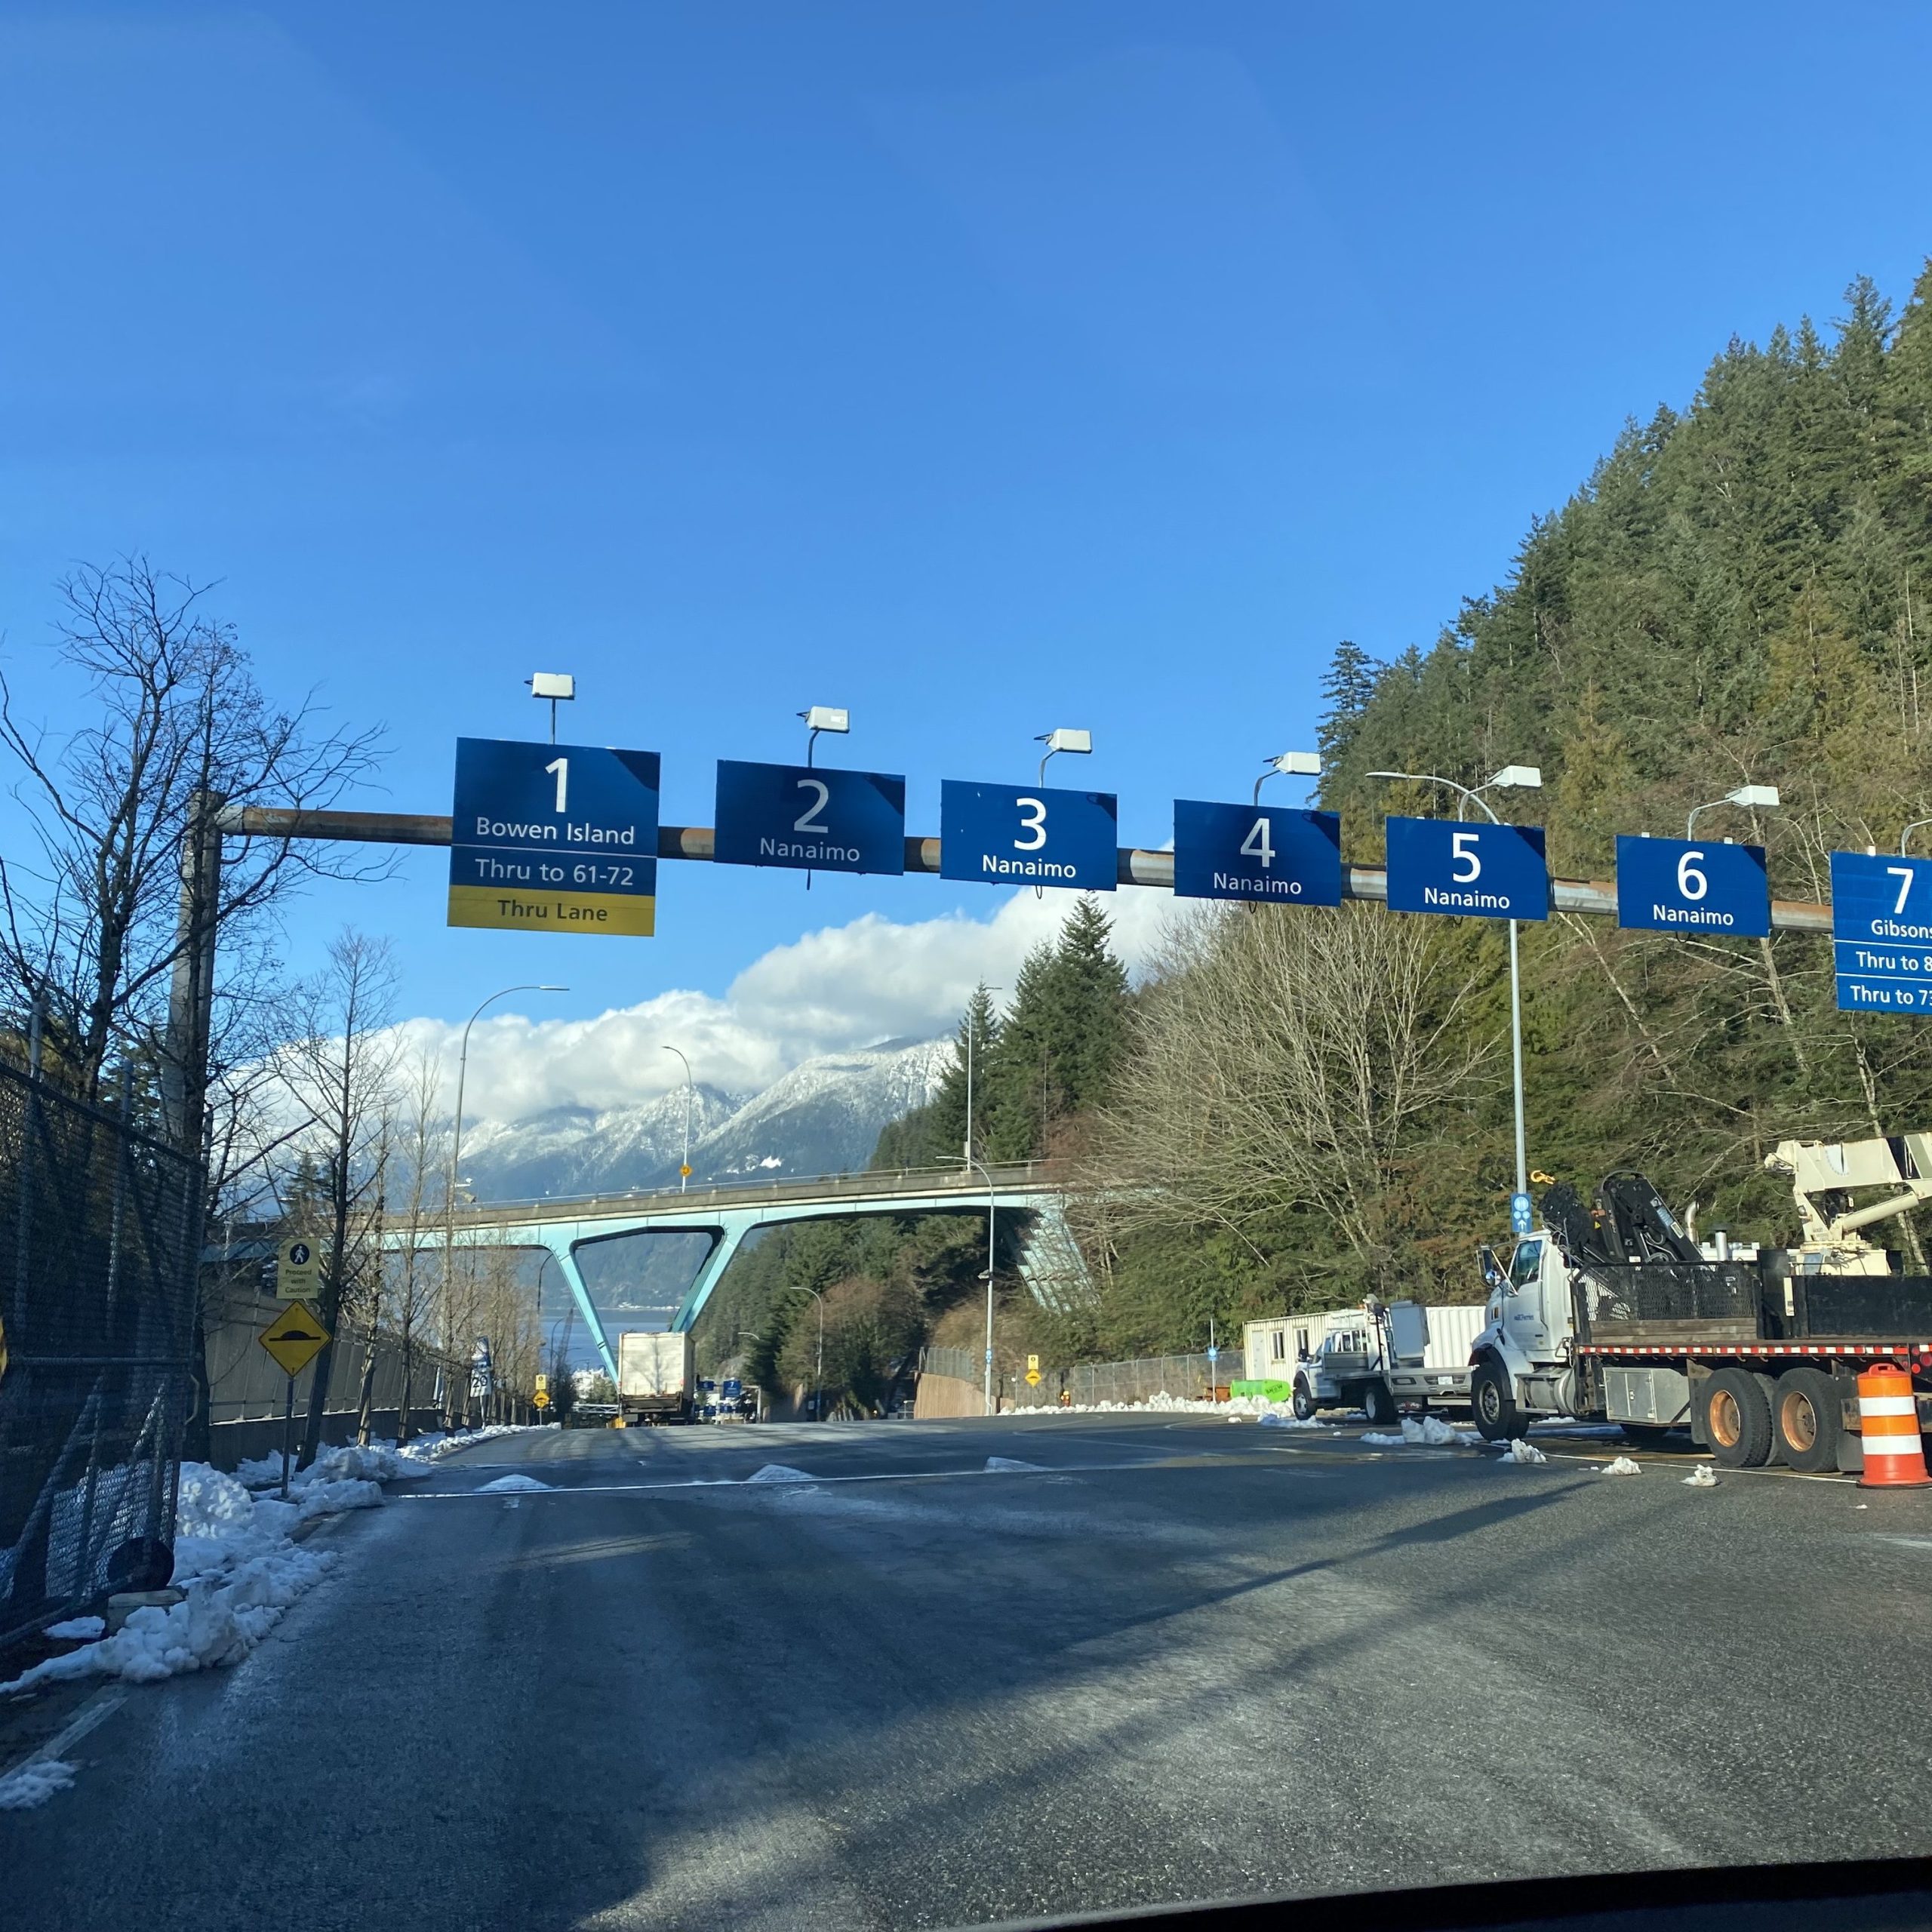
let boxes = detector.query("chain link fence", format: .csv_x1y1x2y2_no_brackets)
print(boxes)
0,1059,200,1652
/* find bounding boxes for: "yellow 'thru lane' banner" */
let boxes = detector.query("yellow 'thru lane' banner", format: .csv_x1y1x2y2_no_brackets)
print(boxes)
447,885,656,936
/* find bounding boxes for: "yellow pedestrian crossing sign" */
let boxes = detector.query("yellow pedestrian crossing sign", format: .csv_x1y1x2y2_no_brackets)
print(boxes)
258,1300,331,1379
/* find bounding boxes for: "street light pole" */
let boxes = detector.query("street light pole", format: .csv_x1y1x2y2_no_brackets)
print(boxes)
968,1154,998,1415
662,1045,695,1191
445,983,566,1384
1367,768,1540,1202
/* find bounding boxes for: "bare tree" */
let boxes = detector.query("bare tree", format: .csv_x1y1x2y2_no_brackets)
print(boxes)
1076,903,1491,1295
272,931,402,1464
0,556,385,1108
378,1044,449,1443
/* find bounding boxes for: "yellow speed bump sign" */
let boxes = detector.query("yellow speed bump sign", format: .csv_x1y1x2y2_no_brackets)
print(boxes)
258,1300,330,1379
534,1389,550,1410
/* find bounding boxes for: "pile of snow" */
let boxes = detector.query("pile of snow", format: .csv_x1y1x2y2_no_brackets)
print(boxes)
1363,1416,1481,1449
1683,1465,1719,1488
45,1615,103,1641
478,1474,551,1493
1598,1456,1644,1476
1257,1412,1321,1429
1029,1390,1329,1421
1497,1438,1549,1464
746,1465,814,1484
0,1760,76,1810
395,1423,533,1465
234,1441,424,1489
0,1458,389,1705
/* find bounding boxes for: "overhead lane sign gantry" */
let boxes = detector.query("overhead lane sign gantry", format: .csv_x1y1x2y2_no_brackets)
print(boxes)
1172,801,1342,905
940,781,1119,891
1616,835,1770,936
1385,817,1548,921
448,737,660,935
714,761,906,875
1832,851,1932,1014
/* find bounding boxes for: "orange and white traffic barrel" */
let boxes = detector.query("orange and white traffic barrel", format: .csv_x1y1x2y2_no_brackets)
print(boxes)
1857,1363,1931,1490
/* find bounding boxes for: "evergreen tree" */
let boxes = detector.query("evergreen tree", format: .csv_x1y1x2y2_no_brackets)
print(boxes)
1315,640,1380,774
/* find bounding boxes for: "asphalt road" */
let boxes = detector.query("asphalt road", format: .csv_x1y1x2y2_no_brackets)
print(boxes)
6,1412,1932,1930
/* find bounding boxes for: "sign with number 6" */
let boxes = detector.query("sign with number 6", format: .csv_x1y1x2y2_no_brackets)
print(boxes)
1615,835,1769,936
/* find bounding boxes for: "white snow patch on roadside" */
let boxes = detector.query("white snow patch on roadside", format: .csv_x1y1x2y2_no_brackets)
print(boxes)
1599,1456,1644,1476
1498,1439,1549,1464
477,1474,552,1493
747,1465,814,1484
985,1457,1045,1472
1683,1466,1719,1487
0,1458,386,1701
45,1616,103,1641
0,1760,75,1810
1362,1417,1480,1449
1257,1412,1321,1429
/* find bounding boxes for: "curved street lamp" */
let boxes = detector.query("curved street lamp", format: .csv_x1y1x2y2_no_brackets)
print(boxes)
662,1044,695,1191
445,983,566,1363
1367,767,1541,1205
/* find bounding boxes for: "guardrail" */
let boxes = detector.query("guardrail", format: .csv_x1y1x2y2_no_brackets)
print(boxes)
432,1161,1057,1229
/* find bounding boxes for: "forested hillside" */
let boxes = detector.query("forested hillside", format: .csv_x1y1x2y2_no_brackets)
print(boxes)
1077,265,1932,1349
711,265,1932,1380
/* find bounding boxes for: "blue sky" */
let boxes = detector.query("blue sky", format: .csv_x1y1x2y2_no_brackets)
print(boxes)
2,3,1929,1115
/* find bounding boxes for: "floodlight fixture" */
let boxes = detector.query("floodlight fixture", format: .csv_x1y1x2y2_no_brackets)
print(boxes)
1487,764,1543,791
528,671,576,744
1040,728,1091,756
800,706,849,735
1687,783,1780,838
1254,749,1321,804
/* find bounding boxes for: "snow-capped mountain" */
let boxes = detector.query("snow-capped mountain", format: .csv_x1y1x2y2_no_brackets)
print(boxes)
460,1037,949,1203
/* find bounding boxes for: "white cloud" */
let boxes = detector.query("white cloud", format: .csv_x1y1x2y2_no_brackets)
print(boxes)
397,888,1174,1128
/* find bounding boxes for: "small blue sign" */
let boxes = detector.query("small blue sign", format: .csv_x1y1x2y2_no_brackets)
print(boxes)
940,781,1118,891
450,737,659,935
1616,835,1769,936
1172,801,1343,905
714,760,906,876
1510,1192,1534,1235
1384,817,1548,922
1831,851,1932,1014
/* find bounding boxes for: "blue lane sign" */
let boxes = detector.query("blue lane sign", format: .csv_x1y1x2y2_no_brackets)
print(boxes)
1172,801,1342,905
1385,817,1548,922
1616,835,1769,936
1511,1192,1534,1235
714,760,906,876
940,781,1118,891
449,737,659,936
1831,851,1932,1014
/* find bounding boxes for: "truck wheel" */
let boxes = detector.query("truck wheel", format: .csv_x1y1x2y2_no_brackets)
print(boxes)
1291,1377,1315,1422
1361,1381,1396,1426
1773,1366,1842,1475
1470,1358,1527,1442
1699,1366,1773,1469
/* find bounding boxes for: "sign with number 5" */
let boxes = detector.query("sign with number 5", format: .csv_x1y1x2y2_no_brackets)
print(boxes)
1384,817,1548,921
1615,834,1769,936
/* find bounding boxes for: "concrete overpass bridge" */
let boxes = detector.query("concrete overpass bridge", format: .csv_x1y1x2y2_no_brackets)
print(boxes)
389,1162,1081,1378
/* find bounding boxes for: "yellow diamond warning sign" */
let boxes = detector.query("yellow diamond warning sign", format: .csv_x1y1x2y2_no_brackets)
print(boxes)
258,1300,331,1379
